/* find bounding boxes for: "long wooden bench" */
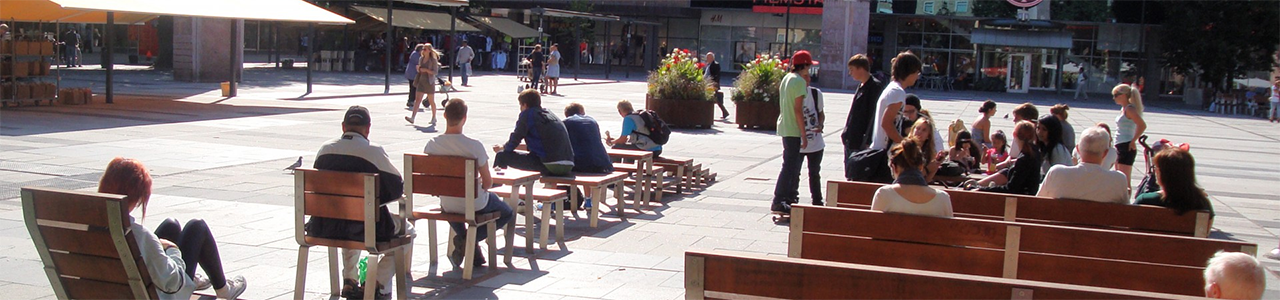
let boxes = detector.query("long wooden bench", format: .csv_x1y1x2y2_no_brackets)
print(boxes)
789,205,1256,296
686,250,1202,300
826,180,1213,237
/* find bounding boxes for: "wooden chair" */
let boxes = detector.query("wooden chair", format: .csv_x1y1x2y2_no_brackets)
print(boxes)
686,249,1201,300
293,169,411,300
403,154,501,280
23,187,165,299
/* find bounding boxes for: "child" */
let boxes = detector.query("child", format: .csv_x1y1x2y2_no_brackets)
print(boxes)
984,130,1010,174
800,86,826,205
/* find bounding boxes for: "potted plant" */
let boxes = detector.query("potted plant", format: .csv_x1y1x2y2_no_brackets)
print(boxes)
646,48,715,128
731,55,789,130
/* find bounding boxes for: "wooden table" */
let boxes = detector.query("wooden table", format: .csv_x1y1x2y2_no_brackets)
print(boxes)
605,148,654,207
492,168,540,260
539,172,630,228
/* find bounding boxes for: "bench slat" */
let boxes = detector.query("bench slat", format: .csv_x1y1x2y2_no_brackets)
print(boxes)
1019,252,1206,296
39,225,119,258
411,174,467,198
301,169,372,197
303,193,367,221
800,232,1006,277
60,276,138,299
28,188,113,228
408,154,470,177
801,203,1007,249
51,251,131,284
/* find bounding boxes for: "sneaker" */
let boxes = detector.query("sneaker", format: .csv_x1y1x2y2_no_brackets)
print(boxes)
770,201,792,214
516,201,527,215
193,273,212,291
812,199,824,206
214,275,247,300
447,242,465,268
473,246,486,267
1266,247,1280,260
340,278,363,299
404,116,414,124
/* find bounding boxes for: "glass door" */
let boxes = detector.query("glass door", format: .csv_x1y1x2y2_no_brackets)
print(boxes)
1007,53,1030,93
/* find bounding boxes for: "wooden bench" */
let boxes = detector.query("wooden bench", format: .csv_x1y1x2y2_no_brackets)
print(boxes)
614,163,674,208
652,157,698,193
789,205,1256,296
539,171,631,228
403,154,502,280
606,148,659,208
686,250,1201,300
487,184,567,251
826,180,1213,237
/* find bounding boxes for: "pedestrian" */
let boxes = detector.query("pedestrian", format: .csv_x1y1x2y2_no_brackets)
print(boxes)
799,86,826,206
406,43,441,125
405,44,423,108
1269,77,1279,123
546,44,561,95
705,52,728,119
1111,83,1147,185
770,50,815,214
1074,64,1089,100
842,54,884,159
528,44,545,91
457,40,474,87
83,26,94,54
62,29,80,67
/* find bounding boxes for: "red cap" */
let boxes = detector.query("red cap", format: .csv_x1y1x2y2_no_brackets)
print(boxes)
791,50,813,66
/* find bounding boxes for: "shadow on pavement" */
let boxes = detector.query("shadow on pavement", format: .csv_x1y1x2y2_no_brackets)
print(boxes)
0,96,336,137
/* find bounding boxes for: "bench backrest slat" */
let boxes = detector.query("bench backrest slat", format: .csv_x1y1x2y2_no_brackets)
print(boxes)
405,154,472,198
297,168,378,222
22,187,159,300
686,250,1201,300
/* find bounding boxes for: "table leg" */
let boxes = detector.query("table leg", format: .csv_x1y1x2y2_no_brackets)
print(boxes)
523,183,534,254
617,180,635,217
504,184,518,264
588,186,600,227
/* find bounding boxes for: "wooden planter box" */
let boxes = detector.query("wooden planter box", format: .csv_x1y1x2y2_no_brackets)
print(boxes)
646,94,714,129
735,100,779,130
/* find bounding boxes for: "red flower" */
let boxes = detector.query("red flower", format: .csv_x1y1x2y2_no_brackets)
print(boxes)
696,62,706,69
683,49,690,54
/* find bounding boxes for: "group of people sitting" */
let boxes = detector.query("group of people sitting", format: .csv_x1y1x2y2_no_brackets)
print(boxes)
100,89,670,300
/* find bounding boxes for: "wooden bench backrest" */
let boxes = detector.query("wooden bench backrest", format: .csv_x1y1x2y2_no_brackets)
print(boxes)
790,205,1242,296
686,250,1203,300
22,187,160,300
404,153,473,199
826,180,1211,237
294,168,381,249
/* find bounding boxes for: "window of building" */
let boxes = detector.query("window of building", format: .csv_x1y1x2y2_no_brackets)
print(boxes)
956,1,969,13
923,2,935,14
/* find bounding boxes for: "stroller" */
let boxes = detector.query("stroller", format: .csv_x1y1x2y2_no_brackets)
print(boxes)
1133,135,1191,199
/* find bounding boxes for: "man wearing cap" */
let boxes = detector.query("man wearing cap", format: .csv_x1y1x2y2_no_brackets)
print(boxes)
771,50,815,214
306,106,409,299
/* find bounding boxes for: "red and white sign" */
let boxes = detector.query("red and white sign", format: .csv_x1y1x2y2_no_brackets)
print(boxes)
1006,0,1043,8
752,0,824,15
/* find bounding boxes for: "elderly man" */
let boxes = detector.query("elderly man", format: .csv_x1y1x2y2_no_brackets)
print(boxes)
1036,126,1128,203
1204,252,1267,300
704,52,727,119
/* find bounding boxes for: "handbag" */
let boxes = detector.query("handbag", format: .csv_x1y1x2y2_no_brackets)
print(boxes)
846,147,892,183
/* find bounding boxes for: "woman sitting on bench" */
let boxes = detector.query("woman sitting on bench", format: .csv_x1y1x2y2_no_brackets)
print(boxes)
98,157,247,299
870,138,953,218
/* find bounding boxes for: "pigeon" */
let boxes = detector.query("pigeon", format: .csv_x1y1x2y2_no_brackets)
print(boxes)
284,157,303,171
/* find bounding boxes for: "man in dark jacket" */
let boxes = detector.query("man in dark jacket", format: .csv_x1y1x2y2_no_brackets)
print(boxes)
841,54,883,165
306,105,407,299
562,102,614,174
705,52,728,119
492,89,575,176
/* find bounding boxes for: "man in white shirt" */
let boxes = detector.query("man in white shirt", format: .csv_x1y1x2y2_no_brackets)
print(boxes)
422,98,513,268
457,40,475,86
1037,126,1129,203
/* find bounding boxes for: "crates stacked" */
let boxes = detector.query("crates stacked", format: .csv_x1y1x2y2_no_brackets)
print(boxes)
57,88,94,105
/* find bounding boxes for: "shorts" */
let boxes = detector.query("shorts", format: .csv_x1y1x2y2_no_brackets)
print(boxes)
1115,142,1138,166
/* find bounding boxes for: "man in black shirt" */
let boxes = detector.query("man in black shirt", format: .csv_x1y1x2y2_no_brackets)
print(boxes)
528,44,545,91
842,54,883,173
705,52,728,119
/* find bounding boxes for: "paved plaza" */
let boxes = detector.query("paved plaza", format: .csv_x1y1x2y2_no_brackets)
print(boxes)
1,66,1278,299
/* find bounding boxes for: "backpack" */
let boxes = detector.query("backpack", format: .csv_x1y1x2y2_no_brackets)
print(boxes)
633,110,672,145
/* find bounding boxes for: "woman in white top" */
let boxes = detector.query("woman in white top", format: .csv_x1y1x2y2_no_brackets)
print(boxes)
546,44,562,95
97,158,247,300
871,139,954,218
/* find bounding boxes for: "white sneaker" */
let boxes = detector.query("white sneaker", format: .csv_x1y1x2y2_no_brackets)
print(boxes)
214,275,247,300
1266,247,1280,260
193,273,212,291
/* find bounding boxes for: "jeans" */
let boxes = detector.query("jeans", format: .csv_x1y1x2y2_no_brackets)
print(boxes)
460,63,471,86
530,68,543,90
803,150,824,202
154,218,227,289
448,193,514,243
495,151,549,174
1270,102,1279,119
772,137,803,204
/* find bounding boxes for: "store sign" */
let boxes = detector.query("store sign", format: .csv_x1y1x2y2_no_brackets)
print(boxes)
752,0,824,15
1006,0,1042,8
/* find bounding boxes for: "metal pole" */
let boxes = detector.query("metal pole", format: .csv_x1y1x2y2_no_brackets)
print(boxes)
307,23,314,94
273,22,279,68
573,24,579,80
229,19,238,97
385,0,392,94
449,7,456,82
604,21,611,79
106,12,114,104
784,1,792,55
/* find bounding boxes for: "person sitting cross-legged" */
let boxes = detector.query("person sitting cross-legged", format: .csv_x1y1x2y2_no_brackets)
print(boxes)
607,100,662,158
1036,126,1128,203
491,89,575,176
423,99,514,268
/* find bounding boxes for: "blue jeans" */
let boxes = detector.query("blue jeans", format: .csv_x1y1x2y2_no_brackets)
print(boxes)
448,192,513,242
530,68,543,90
460,63,471,86
772,137,803,204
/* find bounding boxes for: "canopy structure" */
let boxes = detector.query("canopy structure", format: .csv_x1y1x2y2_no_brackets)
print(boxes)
529,8,620,22
401,0,469,7
0,0,152,24
351,6,478,32
469,16,539,38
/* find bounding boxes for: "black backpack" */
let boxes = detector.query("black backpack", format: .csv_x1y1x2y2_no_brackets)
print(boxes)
633,110,672,145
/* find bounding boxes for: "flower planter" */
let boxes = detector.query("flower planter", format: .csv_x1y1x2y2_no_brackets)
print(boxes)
646,94,714,129
735,100,779,130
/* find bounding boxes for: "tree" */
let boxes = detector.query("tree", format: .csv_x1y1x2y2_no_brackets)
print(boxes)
1160,1,1280,93
972,0,1017,18
1051,0,1110,22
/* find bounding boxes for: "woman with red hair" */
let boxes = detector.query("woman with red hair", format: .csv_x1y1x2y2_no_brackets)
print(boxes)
98,157,246,299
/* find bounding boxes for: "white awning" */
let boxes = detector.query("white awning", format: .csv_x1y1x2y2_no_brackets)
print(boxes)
470,16,539,38
351,6,478,32
45,0,354,24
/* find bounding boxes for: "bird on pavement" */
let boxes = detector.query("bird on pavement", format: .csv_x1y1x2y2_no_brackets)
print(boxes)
285,157,303,172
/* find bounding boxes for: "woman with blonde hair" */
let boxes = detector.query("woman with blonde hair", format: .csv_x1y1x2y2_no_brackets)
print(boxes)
407,43,442,125
98,158,247,299
1111,83,1146,182
906,115,943,181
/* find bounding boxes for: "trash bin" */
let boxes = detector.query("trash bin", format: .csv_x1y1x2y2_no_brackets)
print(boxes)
221,82,231,97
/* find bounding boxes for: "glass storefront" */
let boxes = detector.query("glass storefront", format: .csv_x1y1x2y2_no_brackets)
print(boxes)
697,9,823,72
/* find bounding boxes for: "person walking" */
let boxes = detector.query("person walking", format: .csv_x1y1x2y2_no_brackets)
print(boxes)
546,44,562,95
457,40,474,87
405,44,423,108
771,50,815,214
528,44,545,92
705,52,728,119
1074,64,1090,100
1269,77,1279,123
406,44,441,125
841,54,884,172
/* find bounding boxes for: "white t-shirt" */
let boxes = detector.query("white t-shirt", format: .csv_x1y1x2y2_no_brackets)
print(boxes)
1073,146,1117,169
801,87,825,153
1036,163,1129,204
870,185,954,218
870,81,906,151
423,134,491,213
1271,85,1279,103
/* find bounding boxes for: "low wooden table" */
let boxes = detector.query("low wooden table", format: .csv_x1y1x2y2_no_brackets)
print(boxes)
605,148,655,207
492,169,540,260
540,172,630,228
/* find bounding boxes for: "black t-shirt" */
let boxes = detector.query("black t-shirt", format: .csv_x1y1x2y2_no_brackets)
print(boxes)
530,51,545,68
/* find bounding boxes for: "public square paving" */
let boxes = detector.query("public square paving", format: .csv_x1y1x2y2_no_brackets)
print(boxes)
1,67,1278,299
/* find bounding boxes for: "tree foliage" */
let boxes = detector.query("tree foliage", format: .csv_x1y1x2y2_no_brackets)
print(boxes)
1051,0,1110,22
1160,1,1280,92
972,0,1017,18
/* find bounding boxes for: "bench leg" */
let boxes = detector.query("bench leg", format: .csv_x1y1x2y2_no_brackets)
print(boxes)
488,223,498,271
327,247,340,295
677,165,687,193
427,220,438,267
555,200,566,243
294,246,309,300
568,184,582,220
394,249,408,300
504,186,518,265
462,225,478,280
616,182,633,219
588,186,600,228
363,254,380,300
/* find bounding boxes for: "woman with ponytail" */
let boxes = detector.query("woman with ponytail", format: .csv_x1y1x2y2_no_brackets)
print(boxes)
870,139,953,218
1112,83,1147,183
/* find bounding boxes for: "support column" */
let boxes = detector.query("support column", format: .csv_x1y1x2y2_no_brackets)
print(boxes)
307,23,314,95
817,0,871,89
228,19,238,97
449,7,457,82
106,12,114,104
385,0,393,94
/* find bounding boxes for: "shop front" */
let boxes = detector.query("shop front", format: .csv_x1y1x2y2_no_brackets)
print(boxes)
697,9,822,72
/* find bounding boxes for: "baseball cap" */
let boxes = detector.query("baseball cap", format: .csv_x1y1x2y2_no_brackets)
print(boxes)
791,50,813,66
343,105,371,126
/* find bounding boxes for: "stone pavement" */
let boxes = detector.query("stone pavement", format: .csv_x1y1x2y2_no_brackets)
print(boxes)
1,67,1278,299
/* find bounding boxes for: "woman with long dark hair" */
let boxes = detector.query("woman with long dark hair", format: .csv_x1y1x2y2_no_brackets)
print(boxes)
966,121,1042,195
1134,148,1213,216
1037,114,1072,175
